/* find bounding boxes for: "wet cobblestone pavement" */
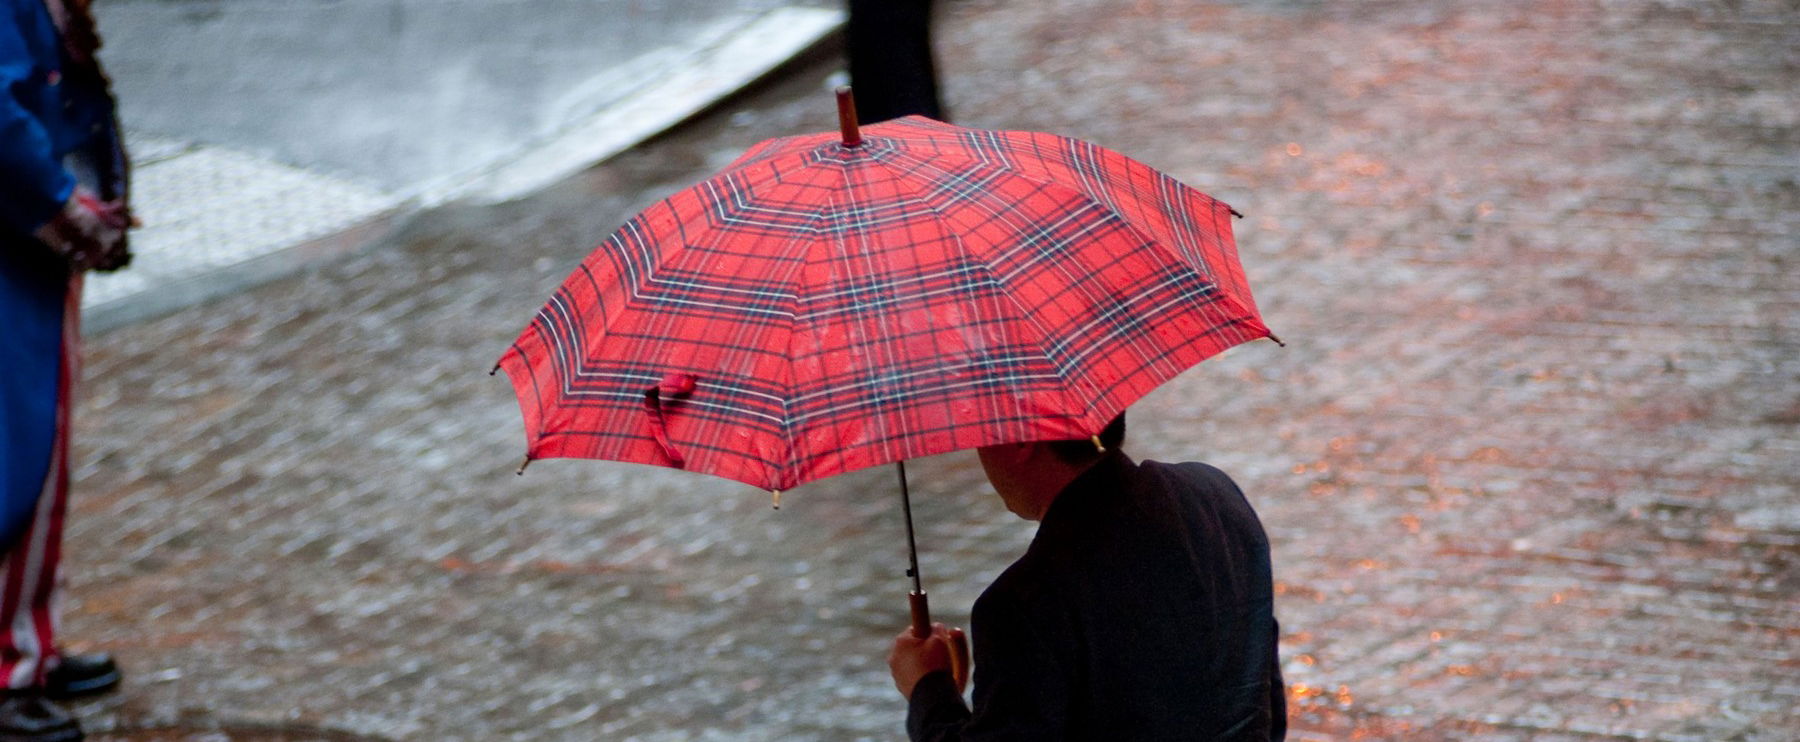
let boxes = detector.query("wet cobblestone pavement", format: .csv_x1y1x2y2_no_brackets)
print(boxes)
66,1,1797,740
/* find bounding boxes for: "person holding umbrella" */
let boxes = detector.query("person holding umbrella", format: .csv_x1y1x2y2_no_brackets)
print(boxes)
887,412,1287,740
497,88,1286,738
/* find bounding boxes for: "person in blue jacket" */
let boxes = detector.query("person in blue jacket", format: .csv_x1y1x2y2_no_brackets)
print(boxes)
2,0,131,738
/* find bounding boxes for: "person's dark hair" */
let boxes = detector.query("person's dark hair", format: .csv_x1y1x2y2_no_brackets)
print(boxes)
1045,412,1127,465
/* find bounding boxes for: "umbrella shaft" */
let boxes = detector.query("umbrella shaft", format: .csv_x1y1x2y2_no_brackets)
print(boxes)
898,460,923,595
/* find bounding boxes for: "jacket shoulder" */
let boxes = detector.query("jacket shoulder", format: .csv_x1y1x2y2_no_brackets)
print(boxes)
1141,459,1246,496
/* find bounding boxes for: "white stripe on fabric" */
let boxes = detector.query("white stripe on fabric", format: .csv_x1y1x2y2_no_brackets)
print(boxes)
1053,277,1226,374
6,488,52,689
1042,269,1202,359
5,329,69,689
992,205,1112,284
542,310,787,408
708,177,939,235
1155,172,1214,277
788,369,1066,426
783,348,1057,410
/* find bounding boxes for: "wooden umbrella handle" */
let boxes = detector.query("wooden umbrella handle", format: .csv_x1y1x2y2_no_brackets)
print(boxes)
910,591,971,692
909,591,932,638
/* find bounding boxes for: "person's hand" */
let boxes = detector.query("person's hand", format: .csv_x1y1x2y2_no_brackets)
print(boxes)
91,196,135,229
888,622,956,699
32,187,128,272
85,193,133,272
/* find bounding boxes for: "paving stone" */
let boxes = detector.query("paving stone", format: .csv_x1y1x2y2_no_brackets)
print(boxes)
81,144,403,311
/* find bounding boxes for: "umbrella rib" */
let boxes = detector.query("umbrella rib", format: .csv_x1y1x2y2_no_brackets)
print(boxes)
768,192,830,490
832,151,914,468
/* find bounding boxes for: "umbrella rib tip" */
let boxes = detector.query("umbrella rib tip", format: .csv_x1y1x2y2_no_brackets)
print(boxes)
771,489,782,509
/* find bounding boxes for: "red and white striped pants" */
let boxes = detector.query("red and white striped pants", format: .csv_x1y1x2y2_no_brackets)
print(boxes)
0,275,79,691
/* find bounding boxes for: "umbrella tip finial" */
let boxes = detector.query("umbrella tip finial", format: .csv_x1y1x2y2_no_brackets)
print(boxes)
771,489,782,509
835,86,862,148
1091,435,1106,454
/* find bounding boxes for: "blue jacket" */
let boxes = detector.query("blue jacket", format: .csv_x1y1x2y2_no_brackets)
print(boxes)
2,0,119,233
2,0,122,550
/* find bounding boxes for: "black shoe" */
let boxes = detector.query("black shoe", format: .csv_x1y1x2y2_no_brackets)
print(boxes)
43,655,118,700
0,695,82,742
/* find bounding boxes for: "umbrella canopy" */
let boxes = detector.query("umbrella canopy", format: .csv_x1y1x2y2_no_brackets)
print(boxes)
496,110,1275,493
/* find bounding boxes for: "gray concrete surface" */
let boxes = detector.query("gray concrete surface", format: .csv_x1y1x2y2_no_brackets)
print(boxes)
98,0,821,192
82,0,841,330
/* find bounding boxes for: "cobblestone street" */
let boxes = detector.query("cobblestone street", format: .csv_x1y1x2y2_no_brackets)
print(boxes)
60,0,1797,740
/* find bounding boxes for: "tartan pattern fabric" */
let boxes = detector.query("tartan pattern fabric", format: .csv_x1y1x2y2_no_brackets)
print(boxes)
498,116,1273,492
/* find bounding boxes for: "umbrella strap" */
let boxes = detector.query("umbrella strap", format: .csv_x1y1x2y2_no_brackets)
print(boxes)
643,373,697,468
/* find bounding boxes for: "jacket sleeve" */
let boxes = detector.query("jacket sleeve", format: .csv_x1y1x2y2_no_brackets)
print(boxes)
1267,618,1287,740
0,4,76,237
906,590,1072,742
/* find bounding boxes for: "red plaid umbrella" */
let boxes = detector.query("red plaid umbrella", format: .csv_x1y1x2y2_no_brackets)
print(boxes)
497,90,1278,658
496,92,1276,496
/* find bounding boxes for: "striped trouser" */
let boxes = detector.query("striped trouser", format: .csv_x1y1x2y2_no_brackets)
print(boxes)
0,275,80,691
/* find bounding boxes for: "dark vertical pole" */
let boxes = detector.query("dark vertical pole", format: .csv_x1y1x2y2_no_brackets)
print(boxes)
846,0,946,124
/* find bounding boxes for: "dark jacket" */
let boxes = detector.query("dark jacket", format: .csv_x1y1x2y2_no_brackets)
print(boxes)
908,453,1286,740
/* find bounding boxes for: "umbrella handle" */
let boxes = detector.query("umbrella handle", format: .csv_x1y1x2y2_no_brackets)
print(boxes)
909,590,932,638
911,591,970,691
